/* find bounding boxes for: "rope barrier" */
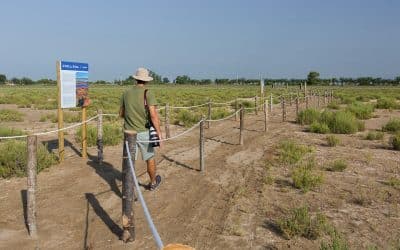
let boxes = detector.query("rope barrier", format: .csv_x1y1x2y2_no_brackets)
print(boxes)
205,109,240,122
125,141,164,249
136,121,202,143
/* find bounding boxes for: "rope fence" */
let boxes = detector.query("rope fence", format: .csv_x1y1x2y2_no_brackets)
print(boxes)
3,89,335,246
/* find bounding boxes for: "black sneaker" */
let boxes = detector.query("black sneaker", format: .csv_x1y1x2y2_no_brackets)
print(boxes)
149,175,162,191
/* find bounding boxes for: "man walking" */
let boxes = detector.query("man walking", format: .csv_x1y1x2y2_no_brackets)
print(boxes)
120,67,162,189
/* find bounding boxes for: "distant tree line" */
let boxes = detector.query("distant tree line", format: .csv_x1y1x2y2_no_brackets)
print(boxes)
1,71,400,86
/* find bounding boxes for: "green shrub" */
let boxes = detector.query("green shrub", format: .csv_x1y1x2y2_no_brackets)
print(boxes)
320,228,349,250
364,131,384,140
326,159,347,172
64,112,81,123
0,127,25,137
328,111,359,134
386,177,400,189
39,113,57,123
376,98,398,109
174,109,201,127
278,140,313,164
297,108,320,125
75,123,122,147
326,135,340,147
346,102,375,120
390,133,400,150
0,109,24,122
277,206,327,240
292,160,323,192
327,101,340,110
0,140,57,178
309,122,330,134
383,119,400,133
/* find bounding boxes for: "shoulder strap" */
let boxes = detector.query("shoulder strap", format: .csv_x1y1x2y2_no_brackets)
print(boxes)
144,89,148,108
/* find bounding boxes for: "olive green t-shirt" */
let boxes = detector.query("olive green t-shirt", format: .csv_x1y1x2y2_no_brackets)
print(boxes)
120,86,157,132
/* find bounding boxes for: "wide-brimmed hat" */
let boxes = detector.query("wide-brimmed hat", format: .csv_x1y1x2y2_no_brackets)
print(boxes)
133,67,153,82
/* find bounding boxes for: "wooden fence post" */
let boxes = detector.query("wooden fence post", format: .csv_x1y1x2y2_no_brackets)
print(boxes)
281,97,286,122
269,94,273,113
254,96,258,115
207,98,211,129
122,131,136,242
296,95,299,116
239,105,244,145
235,98,238,121
27,135,38,238
305,95,309,109
165,103,170,139
199,116,205,172
324,90,327,105
290,94,293,106
97,110,103,165
82,107,87,159
317,93,320,108
264,100,268,132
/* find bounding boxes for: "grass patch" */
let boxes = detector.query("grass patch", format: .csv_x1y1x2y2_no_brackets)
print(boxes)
320,228,349,250
326,135,340,147
345,102,375,120
328,111,361,134
75,123,122,147
278,140,313,164
0,109,24,122
309,122,330,134
382,119,400,133
39,113,57,123
364,131,384,140
0,140,57,178
326,159,347,172
0,126,25,137
390,133,400,150
174,109,202,127
376,98,399,109
385,177,400,189
327,101,340,110
277,206,327,240
291,159,323,192
297,108,320,125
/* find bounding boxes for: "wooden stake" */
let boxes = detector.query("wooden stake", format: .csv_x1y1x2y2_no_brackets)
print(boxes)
254,96,258,115
165,103,170,139
235,98,238,121
27,135,38,238
207,98,211,129
97,109,103,165
296,95,299,116
82,107,87,159
305,95,309,109
269,94,273,113
264,100,268,132
56,61,64,162
317,92,320,108
239,105,244,145
122,131,136,242
282,97,286,122
199,116,205,172
324,90,327,105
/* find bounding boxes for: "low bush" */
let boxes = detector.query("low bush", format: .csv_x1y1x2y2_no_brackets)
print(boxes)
297,108,320,125
327,101,340,110
376,98,398,109
278,140,313,164
320,228,349,250
326,135,340,147
382,119,400,133
277,206,327,240
309,122,330,134
75,123,122,147
329,111,360,134
386,177,400,189
0,127,25,137
0,109,24,122
174,109,202,127
39,113,57,123
346,102,375,120
326,159,347,172
291,159,323,192
0,140,57,178
390,133,400,150
364,131,384,140
64,112,81,123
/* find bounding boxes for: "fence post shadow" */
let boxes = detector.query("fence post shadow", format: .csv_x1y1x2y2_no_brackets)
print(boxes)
162,154,200,172
20,190,28,232
84,193,123,247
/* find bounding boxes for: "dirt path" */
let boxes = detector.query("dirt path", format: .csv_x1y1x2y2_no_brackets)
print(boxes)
1,102,400,249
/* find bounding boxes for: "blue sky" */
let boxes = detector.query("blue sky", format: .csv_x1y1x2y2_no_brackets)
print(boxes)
0,0,399,81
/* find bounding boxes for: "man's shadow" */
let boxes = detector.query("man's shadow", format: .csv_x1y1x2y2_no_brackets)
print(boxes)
87,154,122,198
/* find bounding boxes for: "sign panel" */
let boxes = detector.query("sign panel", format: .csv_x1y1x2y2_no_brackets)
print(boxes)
59,61,89,108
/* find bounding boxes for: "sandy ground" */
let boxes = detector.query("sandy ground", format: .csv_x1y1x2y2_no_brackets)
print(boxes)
0,100,400,249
